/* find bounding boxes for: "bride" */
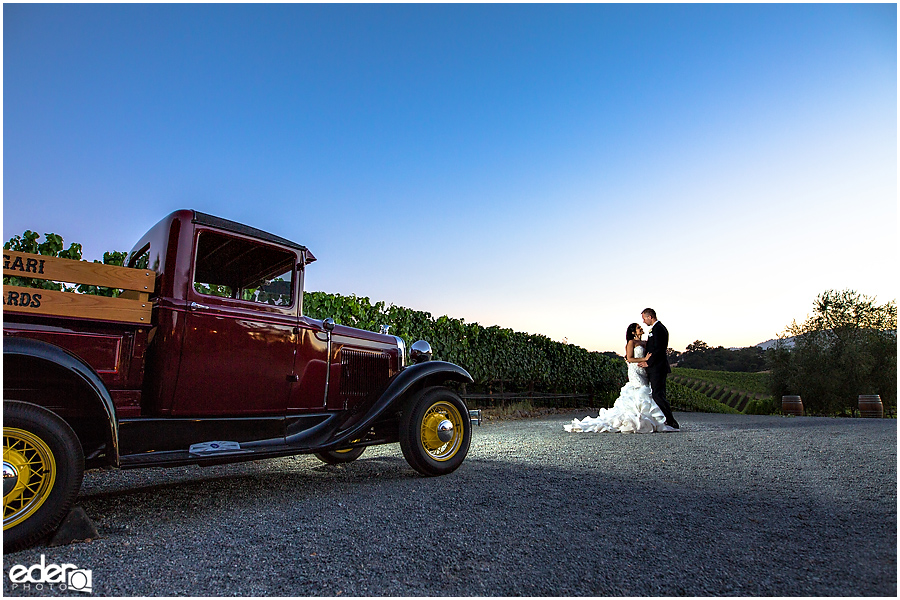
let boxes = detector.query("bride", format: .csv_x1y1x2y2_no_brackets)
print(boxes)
564,323,676,433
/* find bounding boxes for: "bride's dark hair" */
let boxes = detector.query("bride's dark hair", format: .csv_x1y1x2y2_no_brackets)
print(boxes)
626,323,639,341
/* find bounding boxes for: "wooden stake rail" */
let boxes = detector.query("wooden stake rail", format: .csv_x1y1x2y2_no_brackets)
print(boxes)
3,250,155,325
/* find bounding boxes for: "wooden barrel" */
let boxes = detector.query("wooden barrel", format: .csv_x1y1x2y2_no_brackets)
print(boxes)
782,395,804,416
858,395,883,418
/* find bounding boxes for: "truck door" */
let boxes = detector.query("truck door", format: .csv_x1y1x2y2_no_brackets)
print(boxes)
288,317,331,411
172,228,299,416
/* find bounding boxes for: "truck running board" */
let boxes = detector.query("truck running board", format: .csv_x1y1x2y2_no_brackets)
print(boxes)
119,444,304,469
189,441,245,455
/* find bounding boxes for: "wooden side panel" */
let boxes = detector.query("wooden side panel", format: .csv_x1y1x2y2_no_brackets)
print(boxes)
3,250,154,292
2,285,152,324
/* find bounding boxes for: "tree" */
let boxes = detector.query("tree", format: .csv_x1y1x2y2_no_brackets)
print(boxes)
769,289,897,416
666,348,681,365
678,340,765,372
685,340,710,353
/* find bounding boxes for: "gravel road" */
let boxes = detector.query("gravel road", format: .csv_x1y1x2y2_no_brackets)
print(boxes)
3,411,897,596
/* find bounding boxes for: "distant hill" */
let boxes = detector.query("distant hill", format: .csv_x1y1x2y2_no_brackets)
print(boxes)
754,337,795,350
724,338,795,351
751,331,893,351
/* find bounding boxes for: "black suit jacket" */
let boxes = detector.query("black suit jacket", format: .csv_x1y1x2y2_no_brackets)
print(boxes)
645,321,671,375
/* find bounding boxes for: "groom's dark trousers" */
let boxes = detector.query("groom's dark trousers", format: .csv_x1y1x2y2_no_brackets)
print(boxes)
646,321,679,429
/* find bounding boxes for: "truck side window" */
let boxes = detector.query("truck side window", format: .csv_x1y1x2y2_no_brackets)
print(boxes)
193,230,295,307
128,244,151,270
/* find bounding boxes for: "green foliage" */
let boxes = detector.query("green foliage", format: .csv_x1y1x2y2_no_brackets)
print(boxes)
769,289,897,416
76,250,129,297
193,276,292,306
194,282,233,298
672,368,769,395
667,380,740,414
743,396,781,416
304,290,625,398
685,340,709,353
4,231,130,297
4,230,83,261
3,230,83,291
677,340,766,371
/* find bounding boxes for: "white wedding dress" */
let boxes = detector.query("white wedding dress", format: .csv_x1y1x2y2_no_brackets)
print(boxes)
564,345,675,433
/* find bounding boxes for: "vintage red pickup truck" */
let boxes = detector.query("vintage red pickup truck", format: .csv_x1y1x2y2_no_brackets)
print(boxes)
3,210,477,551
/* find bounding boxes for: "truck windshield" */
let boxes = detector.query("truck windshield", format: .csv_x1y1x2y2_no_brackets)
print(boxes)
192,230,294,307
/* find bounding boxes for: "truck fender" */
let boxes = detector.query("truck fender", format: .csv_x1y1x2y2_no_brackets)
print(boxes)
3,336,120,465
323,360,473,449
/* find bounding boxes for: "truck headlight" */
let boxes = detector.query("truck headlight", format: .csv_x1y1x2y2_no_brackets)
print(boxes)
410,340,432,364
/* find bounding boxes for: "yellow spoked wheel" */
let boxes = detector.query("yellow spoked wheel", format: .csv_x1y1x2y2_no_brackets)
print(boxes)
400,387,471,476
420,401,464,461
314,442,366,465
3,401,83,552
4,428,57,530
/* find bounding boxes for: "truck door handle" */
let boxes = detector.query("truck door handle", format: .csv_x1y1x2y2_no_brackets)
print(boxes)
189,302,209,311
286,375,299,382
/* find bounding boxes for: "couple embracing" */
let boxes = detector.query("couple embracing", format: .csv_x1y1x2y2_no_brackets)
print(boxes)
565,308,680,434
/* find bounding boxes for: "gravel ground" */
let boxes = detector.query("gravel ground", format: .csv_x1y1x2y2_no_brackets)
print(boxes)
3,411,896,597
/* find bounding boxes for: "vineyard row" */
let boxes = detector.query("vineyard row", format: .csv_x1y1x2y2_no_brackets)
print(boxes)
303,291,624,399
671,367,770,394
669,374,770,412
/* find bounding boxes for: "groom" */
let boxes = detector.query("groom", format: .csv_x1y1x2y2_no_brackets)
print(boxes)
638,308,679,430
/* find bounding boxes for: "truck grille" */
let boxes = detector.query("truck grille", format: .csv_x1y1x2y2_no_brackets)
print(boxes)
340,349,394,398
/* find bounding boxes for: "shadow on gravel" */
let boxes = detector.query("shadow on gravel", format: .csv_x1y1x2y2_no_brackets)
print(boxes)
77,456,418,503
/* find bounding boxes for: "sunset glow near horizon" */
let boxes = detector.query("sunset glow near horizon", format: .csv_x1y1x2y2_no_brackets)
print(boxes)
3,4,897,354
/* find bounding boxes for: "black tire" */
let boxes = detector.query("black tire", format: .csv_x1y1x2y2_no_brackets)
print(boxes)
314,446,366,464
399,387,471,476
3,401,84,552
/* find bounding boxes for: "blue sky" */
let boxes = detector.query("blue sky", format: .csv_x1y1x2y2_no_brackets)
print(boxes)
3,3,897,353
